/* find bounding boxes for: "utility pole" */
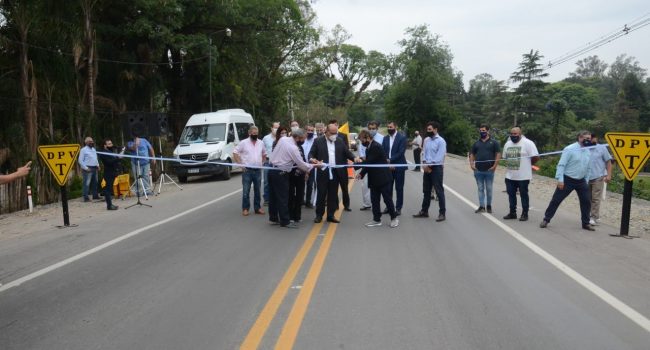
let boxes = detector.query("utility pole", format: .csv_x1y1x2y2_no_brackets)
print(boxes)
209,37,212,112
287,89,295,120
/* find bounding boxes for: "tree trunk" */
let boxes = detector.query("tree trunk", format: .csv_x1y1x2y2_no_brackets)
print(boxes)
18,17,38,155
82,0,96,123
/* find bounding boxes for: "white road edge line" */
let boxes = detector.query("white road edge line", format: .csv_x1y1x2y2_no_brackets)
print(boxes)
0,189,242,294
444,184,650,333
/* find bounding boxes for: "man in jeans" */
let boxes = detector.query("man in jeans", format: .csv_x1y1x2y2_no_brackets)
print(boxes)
469,124,501,213
588,133,612,225
234,126,266,216
502,127,539,221
78,136,100,202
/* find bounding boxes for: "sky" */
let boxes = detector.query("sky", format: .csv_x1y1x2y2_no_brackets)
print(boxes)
311,0,650,89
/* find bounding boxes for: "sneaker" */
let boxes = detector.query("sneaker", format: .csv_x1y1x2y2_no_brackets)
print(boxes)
503,213,518,220
519,213,528,221
390,218,399,228
486,205,492,213
282,222,299,229
540,220,549,228
475,206,485,213
365,221,382,227
589,218,597,226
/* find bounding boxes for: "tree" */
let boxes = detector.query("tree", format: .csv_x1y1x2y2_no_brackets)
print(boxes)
608,54,647,84
569,55,608,80
509,49,549,124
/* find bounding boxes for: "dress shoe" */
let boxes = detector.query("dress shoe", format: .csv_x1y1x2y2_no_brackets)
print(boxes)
326,217,340,223
344,207,352,212
519,213,528,221
503,213,518,220
486,205,492,213
395,210,401,216
413,211,429,218
255,209,265,215
305,203,314,209
539,220,549,228
582,224,596,231
475,206,485,213
436,214,446,222
242,209,249,216
360,206,371,211
314,217,323,223
365,221,382,227
107,205,119,210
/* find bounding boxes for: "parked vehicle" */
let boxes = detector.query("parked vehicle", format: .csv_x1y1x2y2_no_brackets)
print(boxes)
172,109,254,182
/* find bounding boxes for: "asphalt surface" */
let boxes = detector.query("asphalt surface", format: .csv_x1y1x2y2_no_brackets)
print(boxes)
1,156,649,350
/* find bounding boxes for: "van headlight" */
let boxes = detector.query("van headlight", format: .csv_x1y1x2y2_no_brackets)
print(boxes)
208,150,221,160
173,149,179,157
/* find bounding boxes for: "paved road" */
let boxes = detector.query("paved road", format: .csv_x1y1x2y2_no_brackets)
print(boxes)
1,157,649,349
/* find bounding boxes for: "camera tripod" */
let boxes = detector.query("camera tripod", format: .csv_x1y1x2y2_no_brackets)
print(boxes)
125,143,152,209
156,136,182,195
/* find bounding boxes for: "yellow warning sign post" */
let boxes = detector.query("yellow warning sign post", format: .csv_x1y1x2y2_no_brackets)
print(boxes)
38,144,81,227
604,132,650,237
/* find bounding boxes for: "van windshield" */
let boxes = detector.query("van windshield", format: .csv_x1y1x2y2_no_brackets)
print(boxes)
180,123,226,143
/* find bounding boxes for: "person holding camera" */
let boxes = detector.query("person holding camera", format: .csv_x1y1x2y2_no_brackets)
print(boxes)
99,139,124,210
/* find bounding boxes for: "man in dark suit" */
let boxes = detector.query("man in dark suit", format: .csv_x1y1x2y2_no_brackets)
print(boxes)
356,130,398,228
330,119,351,211
382,121,407,215
308,122,358,223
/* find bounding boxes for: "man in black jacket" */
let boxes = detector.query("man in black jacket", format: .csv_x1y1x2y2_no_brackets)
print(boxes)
356,130,399,228
98,139,124,210
308,122,358,223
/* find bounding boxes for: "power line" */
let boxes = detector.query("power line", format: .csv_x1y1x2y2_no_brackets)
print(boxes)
547,13,650,69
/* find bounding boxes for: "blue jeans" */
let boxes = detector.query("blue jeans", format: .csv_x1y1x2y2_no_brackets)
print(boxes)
505,178,529,214
82,168,99,199
242,169,262,211
131,162,151,195
263,161,271,202
474,170,495,207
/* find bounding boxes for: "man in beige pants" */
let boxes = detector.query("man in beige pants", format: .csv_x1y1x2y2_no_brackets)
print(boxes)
587,133,613,225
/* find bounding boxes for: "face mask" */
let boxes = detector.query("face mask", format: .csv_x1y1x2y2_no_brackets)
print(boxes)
296,140,305,146
272,128,278,133
479,131,488,138
369,130,377,137
107,145,115,151
388,129,396,135
510,135,520,143
427,131,435,138
328,135,338,142
250,134,258,141
88,143,94,148
291,127,299,133
307,132,314,139
582,139,592,147
361,141,371,147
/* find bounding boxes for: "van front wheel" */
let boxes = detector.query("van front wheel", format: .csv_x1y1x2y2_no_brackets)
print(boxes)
221,160,231,180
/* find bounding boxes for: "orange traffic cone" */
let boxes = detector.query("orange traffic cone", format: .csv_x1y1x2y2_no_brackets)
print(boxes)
348,160,355,178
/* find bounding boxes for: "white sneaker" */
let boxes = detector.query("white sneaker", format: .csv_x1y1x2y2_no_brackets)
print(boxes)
390,218,399,228
365,221,382,227
589,218,597,225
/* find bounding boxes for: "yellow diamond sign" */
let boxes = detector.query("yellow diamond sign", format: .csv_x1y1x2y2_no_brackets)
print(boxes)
605,133,650,181
38,144,81,186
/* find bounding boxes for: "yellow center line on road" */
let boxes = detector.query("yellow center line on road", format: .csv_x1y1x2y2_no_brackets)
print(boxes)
274,180,354,350
240,179,356,350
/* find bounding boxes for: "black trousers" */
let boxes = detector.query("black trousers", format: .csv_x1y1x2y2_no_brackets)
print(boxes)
268,171,291,226
421,165,446,215
413,148,421,170
371,183,396,222
543,175,591,225
339,171,350,209
103,174,116,209
316,171,340,219
289,173,306,221
304,169,315,204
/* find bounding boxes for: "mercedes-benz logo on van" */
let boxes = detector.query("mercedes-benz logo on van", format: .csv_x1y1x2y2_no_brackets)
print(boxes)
191,155,196,160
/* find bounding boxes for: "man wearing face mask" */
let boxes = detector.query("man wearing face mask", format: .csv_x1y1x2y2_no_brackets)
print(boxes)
78,136,100,202
303,124,316,207
98,139,124,210
469,124,501,214
234,126,266,216
308,122,359,223
540,130,596,231
290,120,300,135
358,121,384,210
502,127,539,221
262,121,280,205
382,121,407,216
413,121,447,221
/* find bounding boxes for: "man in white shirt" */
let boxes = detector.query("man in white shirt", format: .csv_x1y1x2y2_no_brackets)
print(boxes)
234,126,266,216
262,121,280,205
302,124,316,207
502,127,539,221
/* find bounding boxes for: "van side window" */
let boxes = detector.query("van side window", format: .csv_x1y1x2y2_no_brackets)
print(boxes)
236,123,252,141
227,123,236,143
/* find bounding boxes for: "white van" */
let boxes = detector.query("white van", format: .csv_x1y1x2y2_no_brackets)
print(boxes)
172,109,255,182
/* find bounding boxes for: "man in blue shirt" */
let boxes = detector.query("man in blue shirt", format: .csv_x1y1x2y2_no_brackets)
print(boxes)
540,130,595,231
78,136,100,202
413,121,446,222
127,136,156,196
